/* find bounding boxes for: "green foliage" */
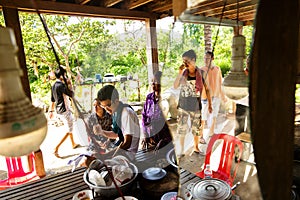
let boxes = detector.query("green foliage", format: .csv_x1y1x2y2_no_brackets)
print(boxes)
296,84,300,103
5,12,255,107
0,12,4,27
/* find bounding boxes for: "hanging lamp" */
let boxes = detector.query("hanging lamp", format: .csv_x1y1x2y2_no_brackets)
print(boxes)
0,27,47,157
222,0,248,100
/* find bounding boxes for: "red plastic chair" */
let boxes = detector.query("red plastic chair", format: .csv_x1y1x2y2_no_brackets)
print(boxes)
0,152,40,190
195,133,243,186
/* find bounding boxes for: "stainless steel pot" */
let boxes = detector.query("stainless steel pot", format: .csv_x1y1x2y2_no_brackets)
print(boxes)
166,148,178,169
185,178,233,200
83,163,138,198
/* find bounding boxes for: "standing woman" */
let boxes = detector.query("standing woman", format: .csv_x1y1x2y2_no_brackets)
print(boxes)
174,50,212,155
141,71,173,150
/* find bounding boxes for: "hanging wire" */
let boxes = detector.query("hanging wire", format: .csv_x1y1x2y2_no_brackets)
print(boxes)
211,0,228,56
236,0,240,27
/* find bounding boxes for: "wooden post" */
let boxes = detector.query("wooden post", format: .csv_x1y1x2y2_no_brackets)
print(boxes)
3,7,46,178
172,0,187,17
145,18,159,85
250,0,299,198
34,150,46,178
3,7,31,101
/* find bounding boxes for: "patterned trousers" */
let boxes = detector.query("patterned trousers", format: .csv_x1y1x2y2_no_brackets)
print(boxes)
177,108,202,136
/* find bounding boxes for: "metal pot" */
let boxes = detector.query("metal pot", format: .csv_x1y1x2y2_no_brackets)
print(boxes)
185,178,233,200
83,163,138,198
166,148,178,169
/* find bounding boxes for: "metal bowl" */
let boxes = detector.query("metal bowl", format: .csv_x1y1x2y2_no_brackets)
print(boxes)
166,148,178,169
83,163,138,198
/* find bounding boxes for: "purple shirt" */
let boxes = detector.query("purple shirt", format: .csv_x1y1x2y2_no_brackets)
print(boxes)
142,92,165,138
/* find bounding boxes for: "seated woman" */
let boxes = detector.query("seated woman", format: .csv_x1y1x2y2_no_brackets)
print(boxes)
86,98,116,154
141,71,173,150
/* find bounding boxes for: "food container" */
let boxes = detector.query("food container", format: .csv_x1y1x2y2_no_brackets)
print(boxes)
83,163,138,198
185,178,233,200
166,148,178,169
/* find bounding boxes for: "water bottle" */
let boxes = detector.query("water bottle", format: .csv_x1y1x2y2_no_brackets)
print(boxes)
204,164,212,179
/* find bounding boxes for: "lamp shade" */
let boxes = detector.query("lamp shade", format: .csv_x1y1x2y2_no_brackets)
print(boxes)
223,34,248,100
0,27,47,157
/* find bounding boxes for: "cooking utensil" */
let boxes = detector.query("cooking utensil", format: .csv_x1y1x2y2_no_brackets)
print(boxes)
83,163,138,198
166,148,178,169
185,178,234,200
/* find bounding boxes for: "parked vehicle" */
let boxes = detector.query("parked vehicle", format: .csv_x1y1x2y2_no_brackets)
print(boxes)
116,75,127,82
103,73,117,83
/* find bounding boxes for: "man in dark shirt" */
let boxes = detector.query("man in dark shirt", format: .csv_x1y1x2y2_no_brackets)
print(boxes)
49,68,79,157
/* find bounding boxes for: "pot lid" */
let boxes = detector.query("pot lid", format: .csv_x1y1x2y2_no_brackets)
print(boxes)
191,178,232,200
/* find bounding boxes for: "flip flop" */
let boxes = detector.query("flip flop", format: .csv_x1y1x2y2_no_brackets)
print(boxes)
199,137,206,144
72,144,80,149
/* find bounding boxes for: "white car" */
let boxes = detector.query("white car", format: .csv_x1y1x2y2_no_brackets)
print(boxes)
103,73,116,83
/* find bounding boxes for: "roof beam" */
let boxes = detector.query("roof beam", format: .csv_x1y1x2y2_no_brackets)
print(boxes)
150,0,172,12
200,0,257,17
75,0,92,5
222,6,256,19
104,0,124,7
0,0,154,20
178,10,244,26
128,0,154,10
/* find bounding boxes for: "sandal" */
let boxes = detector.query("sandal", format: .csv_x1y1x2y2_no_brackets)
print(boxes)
199,137,206,144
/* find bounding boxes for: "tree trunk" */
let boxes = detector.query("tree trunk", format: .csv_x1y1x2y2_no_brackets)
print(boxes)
204,25,212,52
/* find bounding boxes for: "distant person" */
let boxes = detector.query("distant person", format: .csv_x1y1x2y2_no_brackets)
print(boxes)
235,57,250,136
141,71,173,150
85,98,116,155
174,49,212,156
49,68,79,158
201,51,227,140
92,85,140,161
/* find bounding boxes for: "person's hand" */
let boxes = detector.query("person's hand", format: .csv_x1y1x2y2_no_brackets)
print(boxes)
179,63,186,75
48,111,54,119
208,105,213,113
93,124,103,135
79,155,96,168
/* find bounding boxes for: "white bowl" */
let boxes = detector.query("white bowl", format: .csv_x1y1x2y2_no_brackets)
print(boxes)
115,196,138,200
72,189,93,200
161,191,177,200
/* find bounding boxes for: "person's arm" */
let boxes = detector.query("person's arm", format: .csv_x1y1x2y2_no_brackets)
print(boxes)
203,81,213,113
100,129,118,139
120,135,132,150
48,101,55,119
218,68,227,102
49,88,56,119
121,107,140,151
174,67,185,89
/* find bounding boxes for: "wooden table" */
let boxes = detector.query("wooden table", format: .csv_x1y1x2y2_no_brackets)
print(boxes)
0,146,239,200
0,167,89,200
0,165,240,200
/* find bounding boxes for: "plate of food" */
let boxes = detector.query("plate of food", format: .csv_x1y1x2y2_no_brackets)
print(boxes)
72,189,93,200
